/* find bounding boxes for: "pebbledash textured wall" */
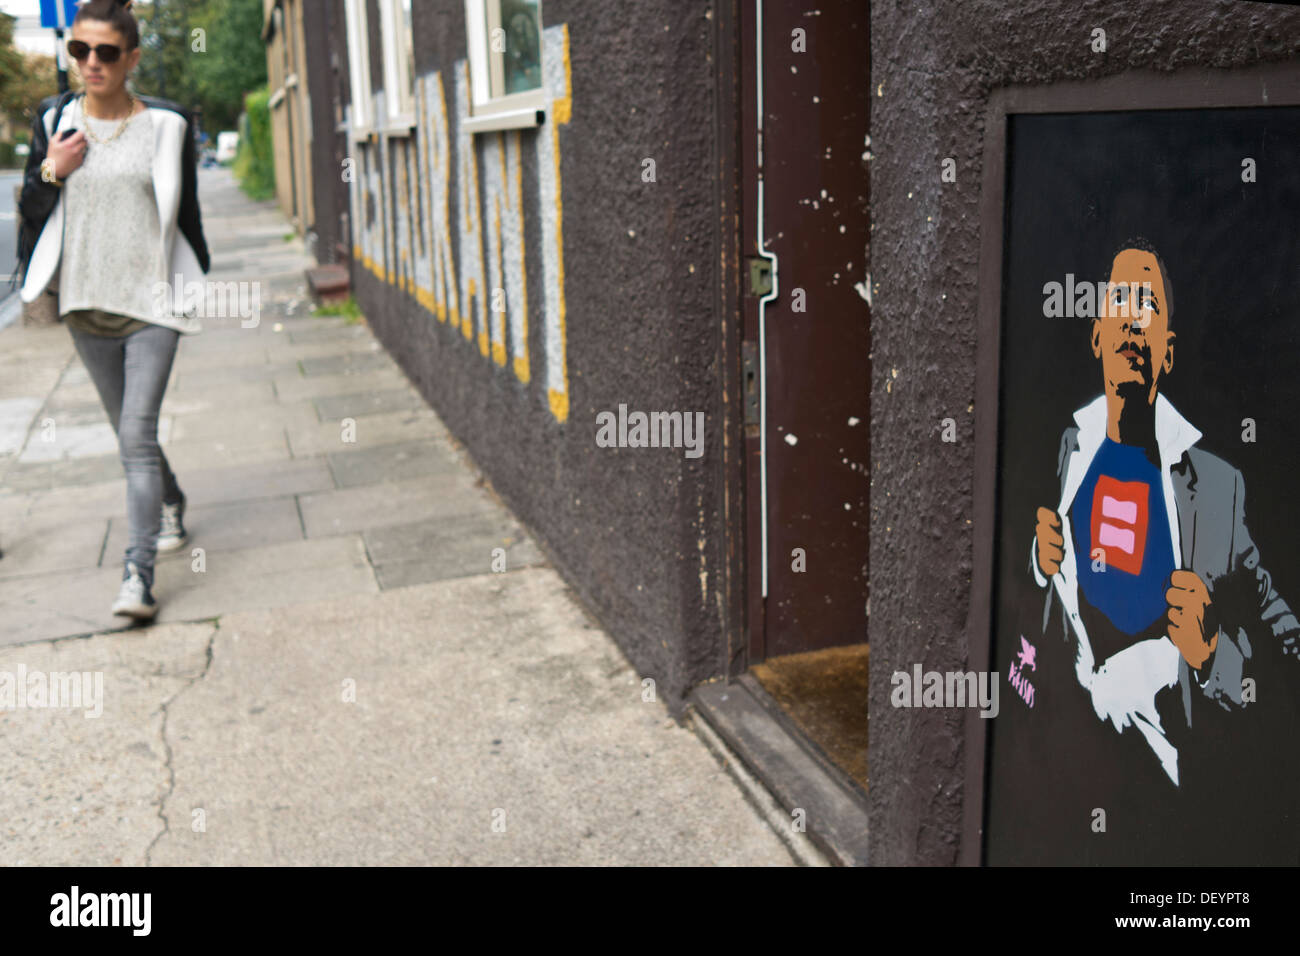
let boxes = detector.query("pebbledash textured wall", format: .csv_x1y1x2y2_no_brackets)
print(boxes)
334,1,731,708
304,0,344,264
868,0,1300,865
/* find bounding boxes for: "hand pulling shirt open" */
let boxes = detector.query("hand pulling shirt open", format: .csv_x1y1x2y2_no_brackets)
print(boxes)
1071,437,1177,665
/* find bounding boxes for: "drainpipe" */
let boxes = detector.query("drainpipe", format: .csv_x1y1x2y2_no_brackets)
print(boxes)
755,0,778,598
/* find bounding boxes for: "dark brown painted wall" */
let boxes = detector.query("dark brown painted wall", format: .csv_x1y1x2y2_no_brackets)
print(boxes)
335,1,738,710
868,0,1300,865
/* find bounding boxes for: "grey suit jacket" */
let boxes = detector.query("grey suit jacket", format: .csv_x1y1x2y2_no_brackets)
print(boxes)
1039,422,1300,731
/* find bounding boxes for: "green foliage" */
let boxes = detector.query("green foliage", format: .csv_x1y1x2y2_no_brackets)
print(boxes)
0,13,29,123
1,16,59,136
189,0,268,132
232,86,274,201
132,0,266,134
2,54,59,131
312,296,363,324
133,0,199,107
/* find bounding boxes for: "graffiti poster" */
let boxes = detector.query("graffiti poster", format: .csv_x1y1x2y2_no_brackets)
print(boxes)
984,107,1300,865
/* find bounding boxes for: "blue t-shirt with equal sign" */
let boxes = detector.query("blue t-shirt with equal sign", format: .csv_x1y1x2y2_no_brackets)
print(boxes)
1071,437,1176,637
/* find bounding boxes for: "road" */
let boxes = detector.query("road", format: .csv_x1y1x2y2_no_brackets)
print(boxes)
0,169,23,330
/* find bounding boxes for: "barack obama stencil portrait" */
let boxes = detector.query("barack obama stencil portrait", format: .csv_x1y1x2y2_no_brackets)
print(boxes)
984,107,1300,865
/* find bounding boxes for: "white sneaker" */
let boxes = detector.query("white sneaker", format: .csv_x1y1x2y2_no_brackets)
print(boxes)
111,562,158,619
158,492,188,552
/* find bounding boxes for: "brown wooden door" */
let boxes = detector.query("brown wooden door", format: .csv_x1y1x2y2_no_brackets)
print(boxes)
742,0,871,662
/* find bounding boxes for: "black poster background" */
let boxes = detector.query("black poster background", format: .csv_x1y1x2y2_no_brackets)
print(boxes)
984,107,1300,865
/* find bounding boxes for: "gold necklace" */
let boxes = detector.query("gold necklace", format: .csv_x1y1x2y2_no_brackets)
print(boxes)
83,93,136,145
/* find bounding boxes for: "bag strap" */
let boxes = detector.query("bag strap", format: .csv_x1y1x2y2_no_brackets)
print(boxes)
50,89,79,134
8,91,80,293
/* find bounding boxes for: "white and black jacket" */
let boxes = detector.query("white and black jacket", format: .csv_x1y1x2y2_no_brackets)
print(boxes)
15,90,211,333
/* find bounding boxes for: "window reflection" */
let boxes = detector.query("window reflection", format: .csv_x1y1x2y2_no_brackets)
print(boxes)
501,0,541,94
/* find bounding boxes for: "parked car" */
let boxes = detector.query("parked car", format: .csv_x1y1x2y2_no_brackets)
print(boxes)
215,131,239,165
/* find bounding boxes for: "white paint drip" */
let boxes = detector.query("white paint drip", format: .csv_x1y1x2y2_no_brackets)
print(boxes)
855,275,871,307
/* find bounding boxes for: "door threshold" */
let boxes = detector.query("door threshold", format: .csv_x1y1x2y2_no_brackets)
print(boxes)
689,674,869,866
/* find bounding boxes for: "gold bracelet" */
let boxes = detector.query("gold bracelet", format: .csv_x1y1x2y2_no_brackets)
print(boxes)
40,158,63,188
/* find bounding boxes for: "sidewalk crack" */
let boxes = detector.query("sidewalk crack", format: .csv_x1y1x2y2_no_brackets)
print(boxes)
144,619,219,866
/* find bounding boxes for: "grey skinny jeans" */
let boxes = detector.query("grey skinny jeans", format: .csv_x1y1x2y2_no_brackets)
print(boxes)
70,321,183,585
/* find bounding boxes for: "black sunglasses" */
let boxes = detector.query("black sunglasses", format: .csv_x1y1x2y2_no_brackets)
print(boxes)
67,40,123,64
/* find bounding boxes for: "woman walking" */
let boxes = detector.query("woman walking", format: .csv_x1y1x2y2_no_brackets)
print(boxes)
16,0,210,619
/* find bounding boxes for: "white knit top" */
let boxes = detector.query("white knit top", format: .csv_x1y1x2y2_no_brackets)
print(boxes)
58,110,167,323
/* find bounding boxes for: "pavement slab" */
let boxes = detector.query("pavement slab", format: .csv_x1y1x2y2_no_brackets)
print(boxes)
286,408,450,458
326,438,463,488
366,509,546,589
299,475,496,539
313,387,427,421
0,510,109,581
271,368,411,404
102,494,305,560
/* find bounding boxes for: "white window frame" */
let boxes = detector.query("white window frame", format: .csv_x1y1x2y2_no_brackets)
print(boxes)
379,0,417,133
463,0,547,134
343,0,374,141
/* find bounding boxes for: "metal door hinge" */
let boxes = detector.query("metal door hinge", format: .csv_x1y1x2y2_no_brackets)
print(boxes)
746,257,773,297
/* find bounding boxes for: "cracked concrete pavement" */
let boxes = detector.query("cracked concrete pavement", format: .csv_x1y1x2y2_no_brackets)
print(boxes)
0,168,803,866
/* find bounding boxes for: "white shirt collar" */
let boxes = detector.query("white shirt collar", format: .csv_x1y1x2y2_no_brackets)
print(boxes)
1073,392,1201,467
